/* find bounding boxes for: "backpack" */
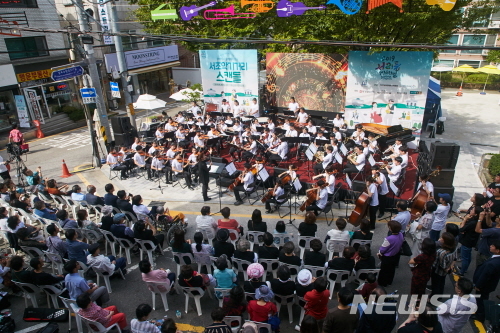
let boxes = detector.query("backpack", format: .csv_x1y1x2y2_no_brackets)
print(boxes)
240,321,258,333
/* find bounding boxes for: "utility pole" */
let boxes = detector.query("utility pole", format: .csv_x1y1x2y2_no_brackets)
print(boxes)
108,1,136,130
73,0,112,167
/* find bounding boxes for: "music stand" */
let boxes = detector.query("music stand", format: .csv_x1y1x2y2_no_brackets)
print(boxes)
222,112,233,118
283,110,295,117
341,174,358,219
304,142,318,178
287,178,303,230
207,137,222,154
274,128,287,137
200,125,211,133
210,111,223,118
381,181,402,222
208,161,230,213
251,167,270,205
295,137,311,159
149,166,166,194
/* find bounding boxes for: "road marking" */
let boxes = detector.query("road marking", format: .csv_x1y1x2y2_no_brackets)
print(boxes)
76,172,91,187
40,132,92,150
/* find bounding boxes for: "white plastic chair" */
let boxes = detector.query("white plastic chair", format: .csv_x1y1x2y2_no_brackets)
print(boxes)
77,261,90,278
303,265,326,278
214,287,232,307
100,230,118,256
14,281,41,307
350,239,372,249
297,296,306,326
326,269,350,299
298,236,320,259
278,261,301,281
182,287,205,316
198,227,216,246
39,284,66,308
326,239,349,260
231,258,251,280
43,251,65,275
245,321,271,332
59,296,84,333
193,252,213,274
227,229,241,247
173,252,195,277
273,233,293,248
258,258,279,280
115,237,135,264
81,229,103,244
20,246,46,260
353,269,381,285
79,314,122,333
247,231,264,251
50,195,67,211
274,293,295,323
91,265,125,293
223,316,242,333
135,239,160,265
146,281,174,311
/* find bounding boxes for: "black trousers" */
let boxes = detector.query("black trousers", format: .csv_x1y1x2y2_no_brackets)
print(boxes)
378,255,398,286
343,164,359,174
175,171,192,187
268,154,283,165
112,165,128,178
378,193,387,215
233,185,247,202
0,171,10,180
178,140,189,148
201,181,209,200
475,290,491,321
369,205,378,229
265,198,282,211
306,203,322,216
314,163,324,175
430,271,447,297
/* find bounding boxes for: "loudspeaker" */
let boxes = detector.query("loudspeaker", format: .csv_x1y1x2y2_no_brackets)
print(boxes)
430,142,460,169
211,157,229,165
110,117,123,134
352,180,365,192
431,169,455,187
114,133,133,147
434,186,455,201
120,117,132,133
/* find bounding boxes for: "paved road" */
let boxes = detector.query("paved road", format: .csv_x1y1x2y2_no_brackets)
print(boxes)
4,89,500,333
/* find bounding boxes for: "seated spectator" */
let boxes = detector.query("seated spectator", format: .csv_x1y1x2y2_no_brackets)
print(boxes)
213,229,235,258
326,218,350,242
304,239,326,267
30,257,66,288
244,263,267,294
110,213,134,243
304,277,330,322
350,219,373,250
99,206,114,231
46,223,67,259
16,227,48,250
217,207,242,241
354,245,377,280
70,185,85,202
139,259,176,293
279,241,302,268
116,190,135,217
84,185,104,206
0,255,15,291
178,264,214,291
222,285,247,320
234,239,258,263
191,232,214,265
10,255,31,283
259,232,280,259
132,195,159,220
270,265,295,296
171,228,192,263
131,303,162,333
214,256,237,290
299,212,318,247
357,273,378,302
326,246,356,281
77,210,103,243
296,269,315,297
247,285,277,323
77,293,127,330
104,184,118,208
24,167,42,187
247,209,267,233
161,318,181,333
273,220,292,245
86,243,127,275
7,215,42,241
10,192,31,213
357,286,397,333
65,229,89,264
57,210,78,230
64,260,110,305
205,307,232,333
197,206,218,240
134,219,165,253
46,179,68,196
34,201,57,221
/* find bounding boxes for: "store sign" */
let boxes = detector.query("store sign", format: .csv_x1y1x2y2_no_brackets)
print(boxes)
104,45,179,72
46,90,72,98
16,69,53,83
20,78,50,88
0,64,17,87
25,89,44,124
14,95,30,128
98,0,113,45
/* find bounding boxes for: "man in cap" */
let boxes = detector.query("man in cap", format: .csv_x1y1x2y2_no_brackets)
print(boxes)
86,243,127,275
429,193,451,242
110,213,135,243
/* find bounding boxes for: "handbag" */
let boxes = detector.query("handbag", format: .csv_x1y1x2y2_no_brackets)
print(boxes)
400,240,412,256
268,314,281,331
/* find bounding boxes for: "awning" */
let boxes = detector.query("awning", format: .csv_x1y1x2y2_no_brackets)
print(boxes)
427,76,441,102
128,61,181,75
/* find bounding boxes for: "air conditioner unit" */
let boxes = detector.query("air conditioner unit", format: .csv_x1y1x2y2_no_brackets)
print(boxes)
482,49,490,55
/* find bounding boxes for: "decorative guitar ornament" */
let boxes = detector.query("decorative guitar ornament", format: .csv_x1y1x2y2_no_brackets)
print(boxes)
425,0,456,11
326,0,362,15
180,0,217,21
276,0,326,17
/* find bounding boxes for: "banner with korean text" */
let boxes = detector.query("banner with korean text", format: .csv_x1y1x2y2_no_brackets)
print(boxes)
345,51,433,136
199,49,258,113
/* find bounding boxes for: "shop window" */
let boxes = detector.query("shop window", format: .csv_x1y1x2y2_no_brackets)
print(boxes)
5,36,49,60
0,0,37,8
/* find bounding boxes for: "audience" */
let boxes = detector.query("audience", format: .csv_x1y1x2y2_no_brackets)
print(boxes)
322,287,358,333
270,265,295,296
304,239,326,267
326,218,350,242
131,303,162,333
357,286,397,333
134,219,164,254
77,209,103,243
398,304,443,332
247,209,267,233
10,255,30,283
99,206,114,231
217,207,243,240
430,232,456,296
409,238,436,300
85,185,104,206
213,228,235,258
139,259,176,293
247,285,277,323
295,269,315,297
46,223,67,259
204,307,232,333
244,263,267,294
110,213,135,243
64,260,109,305
171,228,192,264
437,277,476,333
16,227,47,250
191,231,214,265
116,191,135,217
299,212,318,247
234,238,258,263
214,255,237,290
350,219,373,250
65,229,89,264
196,206,218,240
86,243,127,275
258,232,280,260
304,276,330,324
377,220,404,287
103,184,118,208
77,293,127,330
222,285,247,320
30,257,65,287
57,210,78,230
279,241,302,268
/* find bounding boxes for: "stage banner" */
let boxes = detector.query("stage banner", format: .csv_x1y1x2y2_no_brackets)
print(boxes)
266,53,348,113
345,51,433,136
199,49,259,113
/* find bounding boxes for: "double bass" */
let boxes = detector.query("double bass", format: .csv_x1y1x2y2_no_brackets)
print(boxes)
348,192,370,227
410,166,442,219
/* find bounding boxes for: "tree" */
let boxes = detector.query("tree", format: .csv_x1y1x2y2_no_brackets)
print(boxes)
486,50,500,64
181,83,203,103
130,0,496,54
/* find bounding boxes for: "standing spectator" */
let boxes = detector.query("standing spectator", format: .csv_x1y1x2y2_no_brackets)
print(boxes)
131,304,161,333
357,286,398,333
410,201,437,258
8,124,23,145
196,206,218,240
304,239,326,267
204,307,232,333
103,184,118,208
300,315,320,333
77,293,127,330
393,201,412,234
46,223,67,259
409,238,436,300
244,263,267,293
86,243,127,275
304,277,330,324
398,304,443,332
213,228,235,258
430,232,456,296
429,194,451,242
457,206,481,275
247,285,277,323
64,260,109,305
377,220,404,287
217,207,242,240
299,212,318,247
473,239,500,322
84,185,104,206
437,277,476,333
139,260,176,293
322,287,358,333
474,208,500,267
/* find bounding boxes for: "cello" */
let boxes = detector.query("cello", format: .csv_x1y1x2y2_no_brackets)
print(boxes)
348,192,370,227
300,186,319,212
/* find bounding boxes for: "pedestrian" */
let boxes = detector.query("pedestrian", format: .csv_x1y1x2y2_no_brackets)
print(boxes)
430,232,456,296
377,220,404,287
409,238,436,300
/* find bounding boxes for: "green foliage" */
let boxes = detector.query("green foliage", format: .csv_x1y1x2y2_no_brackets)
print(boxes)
466,73,500,83
488,154,500,177
486,50,500,64
130,0,495,54
181,83,203,103
54,105,86,122
431,72,500,84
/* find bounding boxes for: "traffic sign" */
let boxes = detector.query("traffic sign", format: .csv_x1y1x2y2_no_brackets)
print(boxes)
110,82,120,98
80,87,97,104
151,4,178,20
51,66,84,81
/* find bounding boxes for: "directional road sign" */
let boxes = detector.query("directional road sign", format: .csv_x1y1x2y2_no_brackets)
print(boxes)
151,4,178,20
80,87,97,104
110,82,121,98
51,66,84,81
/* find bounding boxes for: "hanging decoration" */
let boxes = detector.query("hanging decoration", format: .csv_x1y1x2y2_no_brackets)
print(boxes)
366,0,403,13
276,0,326,17
425,0,457,11
151,4,179,20
326,0,362,15
180,0,217,20
241,0,275,13
204,4,258,19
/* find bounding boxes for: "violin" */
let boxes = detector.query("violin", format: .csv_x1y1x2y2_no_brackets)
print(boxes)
300,186,319,212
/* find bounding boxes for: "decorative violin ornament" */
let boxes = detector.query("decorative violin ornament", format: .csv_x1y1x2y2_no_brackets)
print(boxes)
180,0,217,21
326,0,362,14
276,0,326,17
